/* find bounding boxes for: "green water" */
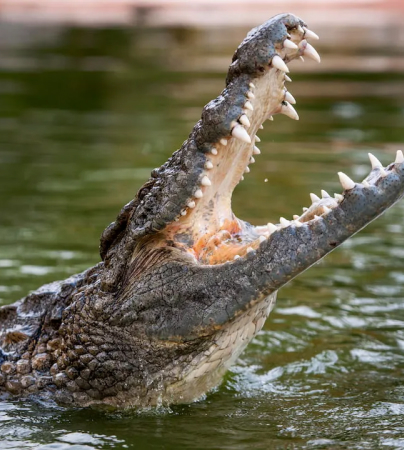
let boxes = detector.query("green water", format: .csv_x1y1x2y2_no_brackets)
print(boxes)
0,23,404,449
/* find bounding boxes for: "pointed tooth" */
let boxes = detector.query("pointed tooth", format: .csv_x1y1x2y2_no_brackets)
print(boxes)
334,193,344,202
323,206,331,214
321,190,330,198
303,27,319,40
246,247,254,253
239,114,251,128
281,102,299,120
258,235,266,243
268,115,274,121
181,209,187,216
254,135,261,142
234,254,240,260
294,220,303,227
250,156,255,164
201,175,211,186
244,166,250,173
247,91,255,99
249,82,256,89
304,43,321,63
362,180,370,187
283,39,298,50
240,176,244,181
211,147,218,155
205,161,213,170
280,217,291,228
259,124,264,129
368,152,383,170
232,125,251,144
271,55,289,73
244,101,254,111
220,139,227,146
285,74,292,82
194,189,203,198
297,25,304,34
253,146,261,155
293,215,300,220
338,172,356,190
267,223,278,234
310,193,320,203
187,201,196,208
285,91,296,105
299,56,305,62
395,150,404,163
369,157,387,176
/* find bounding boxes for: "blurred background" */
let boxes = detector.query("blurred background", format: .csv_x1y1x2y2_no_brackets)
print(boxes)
0,2,404,449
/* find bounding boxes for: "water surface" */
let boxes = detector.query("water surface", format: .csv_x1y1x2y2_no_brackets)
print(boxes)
0,22,404,450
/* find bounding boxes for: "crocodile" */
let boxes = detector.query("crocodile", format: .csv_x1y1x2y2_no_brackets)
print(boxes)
1,13,404,409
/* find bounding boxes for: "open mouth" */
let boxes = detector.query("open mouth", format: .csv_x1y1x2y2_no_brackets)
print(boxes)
158,22,404,267
103,12,404,299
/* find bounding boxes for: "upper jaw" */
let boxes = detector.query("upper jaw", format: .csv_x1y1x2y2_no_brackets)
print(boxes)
160,15,322,262
188,15,321,218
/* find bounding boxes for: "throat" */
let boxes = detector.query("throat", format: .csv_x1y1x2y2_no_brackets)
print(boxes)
161,210,262,265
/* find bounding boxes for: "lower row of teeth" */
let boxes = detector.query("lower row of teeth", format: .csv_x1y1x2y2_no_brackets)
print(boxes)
235,150,404,259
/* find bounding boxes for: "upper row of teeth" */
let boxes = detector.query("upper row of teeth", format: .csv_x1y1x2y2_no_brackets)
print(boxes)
180,27,321,217
184,89,298,213
227,27,321,179
180,83,263,216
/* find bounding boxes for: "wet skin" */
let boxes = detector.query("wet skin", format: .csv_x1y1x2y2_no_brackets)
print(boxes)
1,13,404,408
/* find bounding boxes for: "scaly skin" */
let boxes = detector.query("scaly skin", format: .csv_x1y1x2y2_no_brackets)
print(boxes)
1,13,404,408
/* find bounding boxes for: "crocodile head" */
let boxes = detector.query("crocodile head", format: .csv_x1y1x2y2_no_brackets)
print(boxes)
100,14,325,283
2,13,404,409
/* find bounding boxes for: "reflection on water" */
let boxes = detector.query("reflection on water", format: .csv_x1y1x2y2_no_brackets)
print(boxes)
0,17,404,450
